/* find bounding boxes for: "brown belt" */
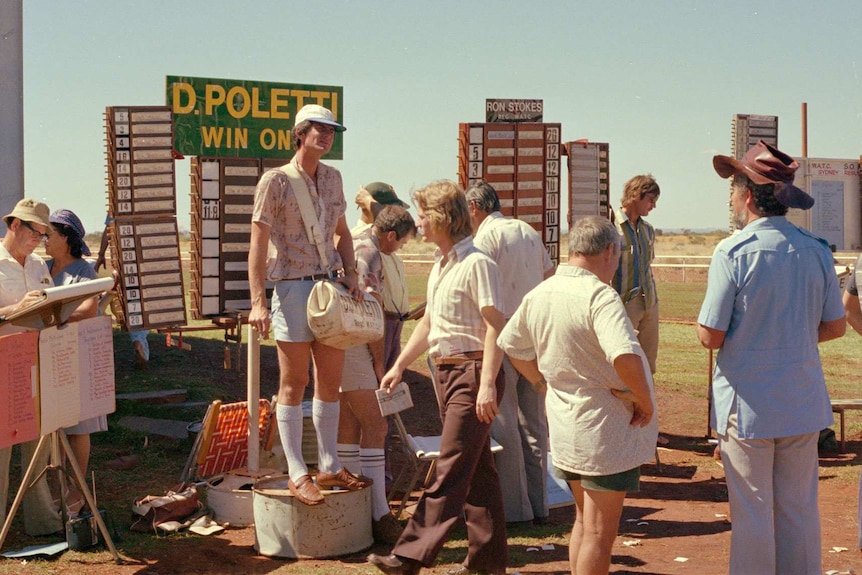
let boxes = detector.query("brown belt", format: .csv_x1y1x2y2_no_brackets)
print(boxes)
433,350,483,366
384,311,406,321
276,271,337,282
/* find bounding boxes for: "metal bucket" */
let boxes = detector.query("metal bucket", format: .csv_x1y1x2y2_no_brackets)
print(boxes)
206,473,256,527
252,474,372,558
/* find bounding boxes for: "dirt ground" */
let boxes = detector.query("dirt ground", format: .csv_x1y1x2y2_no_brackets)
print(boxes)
4,354,862,575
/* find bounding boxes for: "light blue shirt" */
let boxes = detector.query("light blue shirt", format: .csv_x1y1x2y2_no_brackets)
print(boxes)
698,216,844,439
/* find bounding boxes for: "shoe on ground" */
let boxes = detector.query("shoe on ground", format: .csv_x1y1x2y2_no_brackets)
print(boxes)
366,553,421,575
288,474,324,506
317,467,372,490
372,513,404,545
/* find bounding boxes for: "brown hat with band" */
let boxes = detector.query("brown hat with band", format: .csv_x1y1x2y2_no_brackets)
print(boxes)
3,198,50,227
713,140,813,210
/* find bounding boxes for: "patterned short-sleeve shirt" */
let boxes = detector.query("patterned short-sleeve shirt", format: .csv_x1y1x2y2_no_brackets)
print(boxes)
252,158,346,279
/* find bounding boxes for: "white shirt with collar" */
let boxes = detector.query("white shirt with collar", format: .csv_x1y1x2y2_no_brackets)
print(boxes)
426,236,502,358
0,241,52,308
473,211,553,318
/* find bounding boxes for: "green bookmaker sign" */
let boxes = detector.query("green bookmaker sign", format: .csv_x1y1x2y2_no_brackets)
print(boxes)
166,75,344,159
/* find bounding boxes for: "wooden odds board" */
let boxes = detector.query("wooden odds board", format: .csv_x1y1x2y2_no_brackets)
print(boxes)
189,157,282,318
105,106,186,330
565,141,610,224
458,122,561,264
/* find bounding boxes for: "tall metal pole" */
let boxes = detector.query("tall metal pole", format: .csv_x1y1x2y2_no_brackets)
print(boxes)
0,0,24,233
801,102,808,157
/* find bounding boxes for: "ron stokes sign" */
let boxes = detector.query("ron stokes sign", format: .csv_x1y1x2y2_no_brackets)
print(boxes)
166,75,344,159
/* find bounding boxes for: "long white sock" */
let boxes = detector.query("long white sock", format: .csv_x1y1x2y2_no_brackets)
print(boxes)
276,403,308,483
337,443,360,474
361,447,389,520
313,398,340,474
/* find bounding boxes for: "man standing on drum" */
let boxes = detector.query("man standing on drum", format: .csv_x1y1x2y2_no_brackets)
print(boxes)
248,104,368,506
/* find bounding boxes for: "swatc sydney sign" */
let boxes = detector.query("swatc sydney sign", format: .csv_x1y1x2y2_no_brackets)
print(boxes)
166,75,344,159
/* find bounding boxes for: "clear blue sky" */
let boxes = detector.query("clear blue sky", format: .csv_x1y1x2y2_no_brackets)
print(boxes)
22,0,862,235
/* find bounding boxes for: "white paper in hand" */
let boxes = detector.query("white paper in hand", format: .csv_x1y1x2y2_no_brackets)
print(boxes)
375,382,413,416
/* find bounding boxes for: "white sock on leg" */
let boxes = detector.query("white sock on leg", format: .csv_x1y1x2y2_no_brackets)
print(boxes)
313,398,340,474
337,443,360,474
276,403,308,484
361,447,389,520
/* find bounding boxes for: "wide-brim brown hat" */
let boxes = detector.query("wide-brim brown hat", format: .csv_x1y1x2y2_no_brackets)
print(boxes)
713,140,813,210
3,198,50,227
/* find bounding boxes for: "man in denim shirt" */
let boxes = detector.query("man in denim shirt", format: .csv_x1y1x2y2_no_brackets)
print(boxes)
698,141,845,574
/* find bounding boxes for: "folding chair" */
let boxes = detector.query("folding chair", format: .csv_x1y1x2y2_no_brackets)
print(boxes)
180,398,274,483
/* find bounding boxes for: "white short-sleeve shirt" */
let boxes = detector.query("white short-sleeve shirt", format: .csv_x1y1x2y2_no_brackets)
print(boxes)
426,236,502,358
498,265,658,475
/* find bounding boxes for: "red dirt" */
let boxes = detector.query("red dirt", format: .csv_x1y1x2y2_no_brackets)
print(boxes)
3,356,861,574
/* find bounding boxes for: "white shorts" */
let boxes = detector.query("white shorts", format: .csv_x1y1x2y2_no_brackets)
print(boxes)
271,279,316,342
340,344,377,392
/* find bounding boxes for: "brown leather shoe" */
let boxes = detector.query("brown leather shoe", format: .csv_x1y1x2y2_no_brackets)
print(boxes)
372,513,404,545
317,467,372,490
366,553,421,575
288,474,324,505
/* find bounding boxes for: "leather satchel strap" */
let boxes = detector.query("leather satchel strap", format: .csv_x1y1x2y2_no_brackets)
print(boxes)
279,163,329,269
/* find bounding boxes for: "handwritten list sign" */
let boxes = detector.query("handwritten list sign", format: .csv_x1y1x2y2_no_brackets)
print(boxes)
37,316,116,435
77,316,115,422
39,324,81,434
0,332,40,450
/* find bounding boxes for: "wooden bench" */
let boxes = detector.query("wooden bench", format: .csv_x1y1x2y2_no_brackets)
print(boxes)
831,399,862,452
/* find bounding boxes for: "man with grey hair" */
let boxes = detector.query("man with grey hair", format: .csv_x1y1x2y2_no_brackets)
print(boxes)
0,198,63,536
699,141,845,574
465,180,555,524
499,215,657,575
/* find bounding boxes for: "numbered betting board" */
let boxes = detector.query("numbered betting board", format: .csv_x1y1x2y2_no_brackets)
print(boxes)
565,141,610,224
190,157,280,318
105,106,187,330
106,107,176,217
110,217,187,330
458,122,562,264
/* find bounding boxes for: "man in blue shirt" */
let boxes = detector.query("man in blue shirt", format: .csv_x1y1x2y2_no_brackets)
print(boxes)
697,140,845,574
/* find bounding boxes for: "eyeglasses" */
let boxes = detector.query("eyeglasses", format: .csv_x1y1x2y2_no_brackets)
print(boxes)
21,220,48,241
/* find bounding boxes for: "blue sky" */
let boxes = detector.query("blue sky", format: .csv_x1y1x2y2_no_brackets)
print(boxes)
21,0,862,235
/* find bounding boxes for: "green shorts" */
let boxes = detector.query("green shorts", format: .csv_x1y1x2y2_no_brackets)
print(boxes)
553,465,641,492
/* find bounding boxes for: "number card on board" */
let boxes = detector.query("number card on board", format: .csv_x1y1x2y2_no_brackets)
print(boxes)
0,332,40,450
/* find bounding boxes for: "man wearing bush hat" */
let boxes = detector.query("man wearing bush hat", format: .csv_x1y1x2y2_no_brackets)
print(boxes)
0,198,64,536
697,140,845,574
